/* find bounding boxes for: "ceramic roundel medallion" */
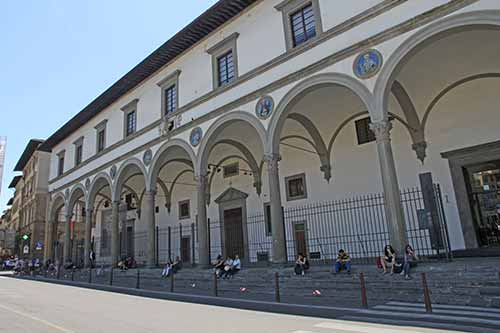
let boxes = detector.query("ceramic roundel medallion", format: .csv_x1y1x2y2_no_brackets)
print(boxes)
353,49,383,79
190,127,203,147
110,165,117,180
143,149,153,166
255,95,274,120
85,178,91,190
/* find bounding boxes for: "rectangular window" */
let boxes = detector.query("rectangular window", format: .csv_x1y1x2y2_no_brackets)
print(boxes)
217,50,235,87
285,173,307,201
264,203,272,236
223,162,239,178
179,200,190,220
165,85,177,115
75,144,83,166
97,129,105,153
290,4,316,47
57,154,65,177
126,110,136,137
355,117,376,145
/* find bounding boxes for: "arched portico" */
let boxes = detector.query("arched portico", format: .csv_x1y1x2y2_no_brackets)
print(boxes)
372,11,500,251
112,158,148,266
195,111,279,264
86,172,113,267
45,192,66,264
268,72,409,255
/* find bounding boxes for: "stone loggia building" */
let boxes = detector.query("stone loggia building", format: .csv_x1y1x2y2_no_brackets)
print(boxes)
41,0,500,267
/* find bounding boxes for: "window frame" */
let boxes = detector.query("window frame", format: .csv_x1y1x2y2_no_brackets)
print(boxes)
355,117,376,145
94,120,108,154
121,99,139,138
223,162,239,178
156,70,181,117
73,136,84,167
57,150,65,177
178,199,190,220
207,33,239,90
264,202,272,236
285,173,308,201
275,0,323,51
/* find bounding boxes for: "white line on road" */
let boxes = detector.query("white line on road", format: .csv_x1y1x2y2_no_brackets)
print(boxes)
0,303,75,333
314,321,465,333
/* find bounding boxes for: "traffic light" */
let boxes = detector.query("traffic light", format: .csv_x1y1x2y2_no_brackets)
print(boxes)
22,234,29,241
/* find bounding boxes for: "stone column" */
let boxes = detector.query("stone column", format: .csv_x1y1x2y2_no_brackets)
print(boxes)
111,201,120,267
84,208,92,268
265,154,287,264
143,190,157,268
370,120,408,253
63,213,72,264
45,219,54,263
196,175,210,267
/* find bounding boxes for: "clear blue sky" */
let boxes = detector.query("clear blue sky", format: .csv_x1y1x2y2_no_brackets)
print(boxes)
0,0,219,213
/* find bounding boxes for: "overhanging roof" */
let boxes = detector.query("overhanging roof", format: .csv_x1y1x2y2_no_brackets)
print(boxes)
39,0,258,152
6,198,13,206
8,176,22,189
14,139,46,171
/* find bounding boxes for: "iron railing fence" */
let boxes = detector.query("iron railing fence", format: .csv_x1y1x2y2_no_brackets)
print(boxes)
85,185,450,266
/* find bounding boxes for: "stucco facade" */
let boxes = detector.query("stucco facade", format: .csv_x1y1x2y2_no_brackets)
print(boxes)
42,0,500,267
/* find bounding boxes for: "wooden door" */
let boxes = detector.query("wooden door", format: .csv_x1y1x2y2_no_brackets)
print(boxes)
224,208,244,259
294,222,307,256
181,236,191,263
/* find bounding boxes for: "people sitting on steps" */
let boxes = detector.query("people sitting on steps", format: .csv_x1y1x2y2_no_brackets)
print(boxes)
402,244,418,280
294,253,308,275
213,255,225,277
380,244,402,275
161,261,173,278
219,255,241,279
334,249,351,274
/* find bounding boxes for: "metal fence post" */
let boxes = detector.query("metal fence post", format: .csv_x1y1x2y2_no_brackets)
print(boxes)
179,223,183,260
156,226,159,267
71,269,75,281
88,268,92,284
359,272,368,308
275,272,281,303
170,273,175,293
57,265,61,280
136,270,140,289
422,273,432,313
213,272,218,297
207,218,211,264
109,268,114,286
168,226,171,261
191,223,196,266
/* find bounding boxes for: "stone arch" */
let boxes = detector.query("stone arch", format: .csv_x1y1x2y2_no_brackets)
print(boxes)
113,157,148,202
87,172,113,209
268,72,375,155
49,192,66,222
374,10,500,120
196,111,267,177
148,138,197,191
68,183,87,214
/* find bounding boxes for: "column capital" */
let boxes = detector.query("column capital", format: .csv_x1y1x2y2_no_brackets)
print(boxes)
144,189,157,197
263,153,281,164
194,174,208,184
370,120,393,143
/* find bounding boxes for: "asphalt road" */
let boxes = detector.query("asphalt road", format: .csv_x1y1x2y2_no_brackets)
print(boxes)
0,276,465,333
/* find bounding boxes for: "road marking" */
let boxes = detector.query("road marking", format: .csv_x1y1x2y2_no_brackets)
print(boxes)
0,303,75,333
314,321,463,333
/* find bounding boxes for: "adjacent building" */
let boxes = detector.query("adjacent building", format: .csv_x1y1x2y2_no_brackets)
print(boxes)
36,0,500,268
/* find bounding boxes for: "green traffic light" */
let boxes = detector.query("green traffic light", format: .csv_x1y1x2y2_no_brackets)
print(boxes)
22,234,29,241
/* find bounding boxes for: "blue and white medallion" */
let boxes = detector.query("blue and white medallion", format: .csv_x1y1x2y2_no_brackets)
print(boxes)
255,95,274,120
353,49,383,79
190,127,203,147
143,149,153,166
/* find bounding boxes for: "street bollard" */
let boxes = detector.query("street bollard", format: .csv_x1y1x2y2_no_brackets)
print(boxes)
136,270,140,289
109,268,114,286
359,272,368,308
213,272,218,297
57,266,61,280
275,272,281,303
422,272,432,313
88,268,92,284
170,273,175,293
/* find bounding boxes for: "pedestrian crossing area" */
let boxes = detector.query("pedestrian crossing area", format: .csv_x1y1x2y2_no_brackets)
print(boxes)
337,302,500,333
